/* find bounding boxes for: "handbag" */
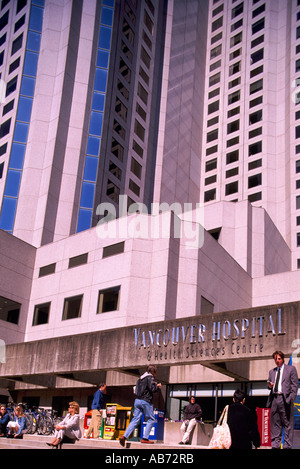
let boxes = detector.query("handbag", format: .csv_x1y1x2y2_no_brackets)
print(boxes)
208,405,231,449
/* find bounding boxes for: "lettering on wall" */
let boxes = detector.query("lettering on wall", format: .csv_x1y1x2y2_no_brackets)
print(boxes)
133,308,288,363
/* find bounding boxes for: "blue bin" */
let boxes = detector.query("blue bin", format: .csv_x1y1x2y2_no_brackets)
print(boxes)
141,409,165,441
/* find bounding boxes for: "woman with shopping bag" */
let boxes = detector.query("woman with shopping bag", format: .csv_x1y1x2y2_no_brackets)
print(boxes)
208,404,232,449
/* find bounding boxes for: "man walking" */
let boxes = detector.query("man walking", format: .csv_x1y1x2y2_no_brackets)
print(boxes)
86,383,107,439
267,351,298,449
179,396,202,445
119,365,161,446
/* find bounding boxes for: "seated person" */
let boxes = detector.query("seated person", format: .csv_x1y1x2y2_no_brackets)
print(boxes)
0,405,10,436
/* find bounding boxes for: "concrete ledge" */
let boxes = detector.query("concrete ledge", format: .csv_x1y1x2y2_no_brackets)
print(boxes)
163,421,213,446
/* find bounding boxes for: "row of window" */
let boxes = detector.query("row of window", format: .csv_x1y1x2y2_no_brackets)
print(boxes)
204,0,265,204
104,1,155,208
32,286,121,326
38,241,125,278
77,0,156,232
0,285,121,327
0,0,44,233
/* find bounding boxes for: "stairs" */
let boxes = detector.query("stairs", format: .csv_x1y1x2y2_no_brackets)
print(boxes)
0,434,207,450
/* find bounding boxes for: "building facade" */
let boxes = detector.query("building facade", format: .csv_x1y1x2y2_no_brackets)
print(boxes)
0,0,299,425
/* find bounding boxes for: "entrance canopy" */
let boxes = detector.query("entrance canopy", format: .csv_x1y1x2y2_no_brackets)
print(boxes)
0,301,299,388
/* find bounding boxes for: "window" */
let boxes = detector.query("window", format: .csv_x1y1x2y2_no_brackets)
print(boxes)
225,181,238,195
11,33,23,55
0,296,21,324
39,263,56,277
62,295,83,320
209,72,221,86
228,106,240,118
106,179,120,202
205,174,217,185
249,141,262,156
228,90,240,105
249,127,262,138
6,76,17,97
251,34,264,48
16,0,27,14
212,16,223,32
226,149,239,164
205,158,217,172
68,253,88,269
252,17,264,35
226,167,238,178
134,119,145,141
229,61,241,76
0,162,3,178
250,78,263,94
227,119,239,133
249,95,263,108
137,82,148,105
249,110,262,126
208,100,219,114
250,65,263,77
132,139,143,158
9,57,20,74
248,158,262,170
230,31,242,47
103,242,125,258
227,136,239,147
232,2,243,19
131,157,142,179
32,302,50,326
0,10,8,31
252,4,265,18
251,48,264,64
210,44,222,59
248,192,262,202
14,14,25,32
97,286,120,313
111,137,124,161
207,129,218,143
204,188,216,202
248,173,262,188
0,118,10,137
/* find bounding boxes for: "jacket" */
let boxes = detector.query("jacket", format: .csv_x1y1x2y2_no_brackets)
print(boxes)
183,403,202,421
227,402,261,450
135,372,160,404
91,388,106,410
266,364,298,407
14,416,26,436
0,412,10,430
59,413,82,440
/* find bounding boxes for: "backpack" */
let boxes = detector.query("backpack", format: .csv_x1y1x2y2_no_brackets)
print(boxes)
134,377,148,398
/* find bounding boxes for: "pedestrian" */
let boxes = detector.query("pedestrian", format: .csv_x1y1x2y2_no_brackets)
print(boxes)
178,396,202,445
227,389,261,449
86,383,107,439
266,350,298,449
0,405,10,437
119,364,161,446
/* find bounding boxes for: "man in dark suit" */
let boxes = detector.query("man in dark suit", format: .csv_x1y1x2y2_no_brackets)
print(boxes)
227,389,261,449
267,351,299,449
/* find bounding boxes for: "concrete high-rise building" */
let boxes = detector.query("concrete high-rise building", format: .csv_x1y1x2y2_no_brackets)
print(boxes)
0,0,299,432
